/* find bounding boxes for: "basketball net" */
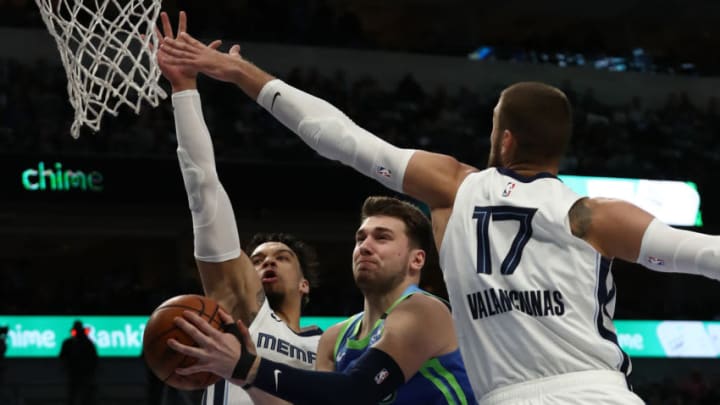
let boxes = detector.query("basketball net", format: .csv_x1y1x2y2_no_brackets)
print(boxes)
35,0,167,138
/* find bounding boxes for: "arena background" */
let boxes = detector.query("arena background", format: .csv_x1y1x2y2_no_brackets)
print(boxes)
0,0,719,403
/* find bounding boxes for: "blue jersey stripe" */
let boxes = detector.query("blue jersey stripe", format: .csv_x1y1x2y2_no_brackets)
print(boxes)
595,256,631,374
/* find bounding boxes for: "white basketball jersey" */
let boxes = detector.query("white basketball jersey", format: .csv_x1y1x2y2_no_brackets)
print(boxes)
440,167,630,399
203,300,322,405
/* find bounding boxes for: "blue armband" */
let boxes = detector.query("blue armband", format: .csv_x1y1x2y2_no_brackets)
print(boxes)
252,348,405,404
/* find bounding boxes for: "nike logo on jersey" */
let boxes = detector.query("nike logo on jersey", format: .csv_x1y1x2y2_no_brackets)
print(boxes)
271,92,281,110
274,369,282,391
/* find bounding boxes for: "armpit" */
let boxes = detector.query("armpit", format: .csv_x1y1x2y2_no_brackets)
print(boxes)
569,197,593,238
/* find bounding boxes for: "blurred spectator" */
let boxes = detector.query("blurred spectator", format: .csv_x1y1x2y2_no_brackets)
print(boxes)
59,321,98,405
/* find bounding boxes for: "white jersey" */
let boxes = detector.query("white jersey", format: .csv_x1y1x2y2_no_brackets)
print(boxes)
203,300,322,405
440,167,631,399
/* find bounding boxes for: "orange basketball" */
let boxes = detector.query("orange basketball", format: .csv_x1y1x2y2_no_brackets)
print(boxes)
143,294,225,390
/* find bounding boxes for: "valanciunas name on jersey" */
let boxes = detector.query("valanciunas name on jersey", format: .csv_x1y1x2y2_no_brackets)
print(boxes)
467,288,565,320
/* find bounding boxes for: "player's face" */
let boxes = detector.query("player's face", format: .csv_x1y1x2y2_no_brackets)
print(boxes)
352,215,421,293
250,242,308,301
487,98,504,168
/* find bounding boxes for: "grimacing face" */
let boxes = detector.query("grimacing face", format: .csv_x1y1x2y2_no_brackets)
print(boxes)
250,242,309,302
352,215,421,294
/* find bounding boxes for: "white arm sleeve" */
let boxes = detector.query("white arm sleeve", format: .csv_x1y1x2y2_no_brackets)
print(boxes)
256,79,415,193
173,90,241,262
637,218,719,281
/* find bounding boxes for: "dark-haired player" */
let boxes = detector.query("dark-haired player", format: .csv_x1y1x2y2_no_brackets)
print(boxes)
157,12,321,405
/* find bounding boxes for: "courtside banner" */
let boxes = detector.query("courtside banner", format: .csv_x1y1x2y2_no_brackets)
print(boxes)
0,315,346,357
0,317,718,358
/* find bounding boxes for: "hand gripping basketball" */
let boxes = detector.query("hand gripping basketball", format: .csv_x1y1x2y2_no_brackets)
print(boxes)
142,294,224,390
167,308,254,382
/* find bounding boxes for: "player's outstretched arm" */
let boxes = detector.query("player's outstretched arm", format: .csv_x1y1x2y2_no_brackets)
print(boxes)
160,26,478,209
569,197,719,281
159,11,265,326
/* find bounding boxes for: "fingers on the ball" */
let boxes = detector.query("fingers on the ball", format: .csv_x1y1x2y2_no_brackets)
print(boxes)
218,309,233,324
167,338,189,353
183,311,220,336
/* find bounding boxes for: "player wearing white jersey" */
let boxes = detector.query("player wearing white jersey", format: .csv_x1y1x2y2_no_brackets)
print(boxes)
158,24,720,404
157,13,320,405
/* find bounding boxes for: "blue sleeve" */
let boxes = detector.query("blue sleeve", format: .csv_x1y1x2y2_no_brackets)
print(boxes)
251,348,405,404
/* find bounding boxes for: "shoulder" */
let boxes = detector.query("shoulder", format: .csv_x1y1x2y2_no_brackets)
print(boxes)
316,320,350,363
386,293,452,329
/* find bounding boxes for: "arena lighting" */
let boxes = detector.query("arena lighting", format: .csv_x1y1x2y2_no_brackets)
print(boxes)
0,316,717,358
559,175,702,227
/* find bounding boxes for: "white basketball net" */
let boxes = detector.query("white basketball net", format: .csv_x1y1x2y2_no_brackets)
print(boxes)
35,0,167,138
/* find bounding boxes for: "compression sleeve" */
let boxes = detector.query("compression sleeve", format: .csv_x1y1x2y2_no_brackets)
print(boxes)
250,348,405,404
637,218,719,281
173,90,241,262
256,79,415,193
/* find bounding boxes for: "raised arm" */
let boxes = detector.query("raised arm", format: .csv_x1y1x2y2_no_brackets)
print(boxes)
569,197,719,281
160,29,479,209
158,12,264,325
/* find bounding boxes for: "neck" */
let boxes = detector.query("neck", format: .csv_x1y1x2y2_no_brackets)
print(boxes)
268,299,303,332
505,161,558,177
358,280,415,338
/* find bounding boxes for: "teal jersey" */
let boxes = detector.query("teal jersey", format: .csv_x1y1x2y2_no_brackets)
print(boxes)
333,285,476,404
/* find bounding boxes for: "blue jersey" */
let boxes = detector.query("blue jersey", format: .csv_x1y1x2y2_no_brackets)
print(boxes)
333,285,476,405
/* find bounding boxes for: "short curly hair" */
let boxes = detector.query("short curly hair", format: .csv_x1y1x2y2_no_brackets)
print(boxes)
246,233,319,306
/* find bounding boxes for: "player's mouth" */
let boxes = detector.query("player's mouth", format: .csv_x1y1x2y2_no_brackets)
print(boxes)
261,270,279,283
355,259,378,270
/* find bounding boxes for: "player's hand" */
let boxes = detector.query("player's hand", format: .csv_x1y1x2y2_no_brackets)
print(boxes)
167,309,242,380
160,30,244,85
156,11,221,92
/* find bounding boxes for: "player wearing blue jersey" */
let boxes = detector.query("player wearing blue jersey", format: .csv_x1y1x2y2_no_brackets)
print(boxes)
168,195,476,404
157,12,320,405
158,27,720,404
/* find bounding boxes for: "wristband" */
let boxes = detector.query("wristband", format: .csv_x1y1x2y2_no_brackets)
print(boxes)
221,323,257,380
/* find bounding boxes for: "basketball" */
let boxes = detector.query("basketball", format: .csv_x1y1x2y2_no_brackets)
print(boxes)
143,294,225,390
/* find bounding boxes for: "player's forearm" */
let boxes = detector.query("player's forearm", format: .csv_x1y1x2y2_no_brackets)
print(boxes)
241,349,404,405
637,218,720,281
170,78,197,94
255,79,415,193
173,90,241,262
229,57,276,100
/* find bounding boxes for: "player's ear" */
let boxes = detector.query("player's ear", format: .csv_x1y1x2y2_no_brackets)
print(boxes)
298,278,310,295
409,249,425,275
500,130,516,161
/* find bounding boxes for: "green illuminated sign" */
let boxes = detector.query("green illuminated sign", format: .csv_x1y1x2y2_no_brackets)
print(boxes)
1,317,717,358
21,161,103,192
559,175,702,226
0,315,346,357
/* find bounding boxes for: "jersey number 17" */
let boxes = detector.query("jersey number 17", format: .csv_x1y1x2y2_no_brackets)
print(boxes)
473,206,537,275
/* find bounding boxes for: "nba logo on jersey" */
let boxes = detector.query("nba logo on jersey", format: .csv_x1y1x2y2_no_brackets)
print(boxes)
502,182,516,197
